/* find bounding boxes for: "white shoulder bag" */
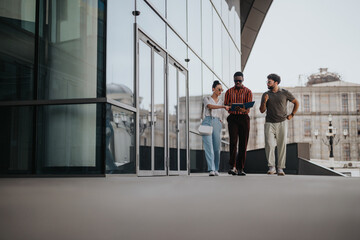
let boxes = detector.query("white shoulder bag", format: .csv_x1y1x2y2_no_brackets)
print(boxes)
198,97,213,136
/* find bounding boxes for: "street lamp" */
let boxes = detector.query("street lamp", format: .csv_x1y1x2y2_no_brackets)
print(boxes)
112,109,158,136
112,112,149,136
314,114,348,168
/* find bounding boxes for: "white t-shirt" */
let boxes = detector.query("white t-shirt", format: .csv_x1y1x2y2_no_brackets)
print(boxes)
203,96,224,119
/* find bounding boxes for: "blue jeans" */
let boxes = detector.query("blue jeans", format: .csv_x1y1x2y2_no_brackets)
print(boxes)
202,116,222,171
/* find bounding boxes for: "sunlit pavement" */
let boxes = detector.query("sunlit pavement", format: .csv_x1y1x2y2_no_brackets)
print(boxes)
1,174,360,240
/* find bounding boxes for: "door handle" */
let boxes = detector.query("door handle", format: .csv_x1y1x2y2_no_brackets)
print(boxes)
147,40,160,52
174,62,183,71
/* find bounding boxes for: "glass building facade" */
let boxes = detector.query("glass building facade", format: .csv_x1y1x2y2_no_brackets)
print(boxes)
0,0,268,176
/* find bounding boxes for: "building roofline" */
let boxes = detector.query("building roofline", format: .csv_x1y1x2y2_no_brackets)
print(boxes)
241,0,273,70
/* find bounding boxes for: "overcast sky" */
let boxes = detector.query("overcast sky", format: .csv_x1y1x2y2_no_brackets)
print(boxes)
243,0,360,93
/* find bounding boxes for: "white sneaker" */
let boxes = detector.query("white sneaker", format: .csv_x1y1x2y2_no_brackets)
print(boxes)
214,171,220,176
277,168,285,176
267,166,276,175
209,171,215,176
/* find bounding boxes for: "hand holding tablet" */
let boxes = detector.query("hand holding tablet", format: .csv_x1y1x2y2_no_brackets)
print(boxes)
230,101,255,111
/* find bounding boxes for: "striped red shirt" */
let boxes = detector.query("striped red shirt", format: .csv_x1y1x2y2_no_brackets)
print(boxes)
224,86,253,115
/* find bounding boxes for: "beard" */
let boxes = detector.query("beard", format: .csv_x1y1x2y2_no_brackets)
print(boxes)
268,85,274,90
235,81,243,88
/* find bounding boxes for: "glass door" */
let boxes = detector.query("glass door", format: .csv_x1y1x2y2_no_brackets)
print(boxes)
138,31,166,176
168,57,189,175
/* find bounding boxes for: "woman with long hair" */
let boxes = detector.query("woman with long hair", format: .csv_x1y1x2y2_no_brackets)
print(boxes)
201,80,230,176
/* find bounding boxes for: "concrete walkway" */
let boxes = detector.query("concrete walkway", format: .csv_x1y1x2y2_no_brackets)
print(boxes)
1,174,360,240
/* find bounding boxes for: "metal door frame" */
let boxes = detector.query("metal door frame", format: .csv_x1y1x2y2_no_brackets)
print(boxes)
167,57,189,176
137,30,167,176
136,26,189,176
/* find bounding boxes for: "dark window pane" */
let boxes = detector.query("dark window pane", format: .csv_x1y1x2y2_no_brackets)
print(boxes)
38,0,99,99
342,93,348,112
0,0,36,100
304,119,311,137
107,105,136,174
106,0,135,106
97,0,106,97
303,95,310,112
36,104,102,174
0,106,33,174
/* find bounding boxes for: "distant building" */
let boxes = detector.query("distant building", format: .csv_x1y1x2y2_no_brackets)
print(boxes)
248,68,360,168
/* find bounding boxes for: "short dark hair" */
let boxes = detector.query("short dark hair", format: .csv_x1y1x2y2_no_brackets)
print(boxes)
212,80,221,89
267,73,281,84
233,72,244,78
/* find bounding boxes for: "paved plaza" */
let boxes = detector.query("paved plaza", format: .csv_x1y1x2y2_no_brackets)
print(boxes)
1,174,360,240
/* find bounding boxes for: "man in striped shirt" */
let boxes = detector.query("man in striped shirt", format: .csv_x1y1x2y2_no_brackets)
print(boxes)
224,72,253,176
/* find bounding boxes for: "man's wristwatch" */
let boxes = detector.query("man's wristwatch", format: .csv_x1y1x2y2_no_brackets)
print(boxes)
290,113,294,117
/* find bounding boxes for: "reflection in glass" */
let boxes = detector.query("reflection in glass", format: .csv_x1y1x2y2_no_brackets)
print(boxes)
36,104,100,173
188,50,202,97
38,0,99,99
0,106,33,174
188,51,203,170
107,0,135,106
212,0,222,14
230,42,236,80
221,0,229,29
137,0,166,48
221,25,230,86
106,105,135,173
188,50,202,138
168,63,178,171
179,72,187,170
213,10,222,78
153,52,165,170
203,64,214,97
167,26,187,66
229,5,236,41
236,50,241,72
187,0,201,55
139,40,152,170
235,7,241,49
148,0,165,16
167,0,187,39
202,0,213,68
0,0,35,100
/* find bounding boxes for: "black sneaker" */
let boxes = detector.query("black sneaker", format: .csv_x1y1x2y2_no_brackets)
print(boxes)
237,169,246,176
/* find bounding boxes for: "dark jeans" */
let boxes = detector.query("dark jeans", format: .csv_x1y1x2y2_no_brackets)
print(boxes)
227,114,250,170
